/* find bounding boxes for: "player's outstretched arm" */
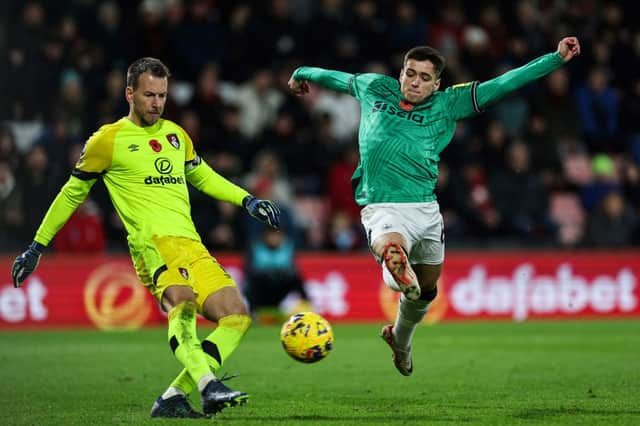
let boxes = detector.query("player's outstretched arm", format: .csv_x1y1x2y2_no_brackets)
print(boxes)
243,195,281,229
11,175,95,287
470,36,581,115
288,67,354,95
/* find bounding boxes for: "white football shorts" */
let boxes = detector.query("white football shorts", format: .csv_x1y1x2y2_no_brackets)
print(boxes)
360,201,444,265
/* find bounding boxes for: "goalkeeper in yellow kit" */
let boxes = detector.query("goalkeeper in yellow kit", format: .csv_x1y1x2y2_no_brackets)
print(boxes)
11,58,280,418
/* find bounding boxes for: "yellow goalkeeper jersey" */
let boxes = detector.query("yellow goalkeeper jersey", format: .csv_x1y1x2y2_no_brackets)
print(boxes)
34,117,249,254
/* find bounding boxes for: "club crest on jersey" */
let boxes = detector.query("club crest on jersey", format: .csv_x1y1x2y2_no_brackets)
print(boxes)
166,133,180,149
179,268,189,280
149,139,162,152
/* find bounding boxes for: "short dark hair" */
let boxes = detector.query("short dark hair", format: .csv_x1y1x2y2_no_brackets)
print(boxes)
126,57,171,89
403,47,446,78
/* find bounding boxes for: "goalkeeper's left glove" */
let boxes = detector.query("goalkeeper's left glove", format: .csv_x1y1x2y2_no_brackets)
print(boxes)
243,195,281,229
11,241,45,288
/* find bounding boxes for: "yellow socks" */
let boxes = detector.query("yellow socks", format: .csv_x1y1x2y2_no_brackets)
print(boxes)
167,301,212,389
168,314,252,394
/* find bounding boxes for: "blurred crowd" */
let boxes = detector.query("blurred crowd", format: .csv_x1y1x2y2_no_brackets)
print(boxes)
1,0,639,254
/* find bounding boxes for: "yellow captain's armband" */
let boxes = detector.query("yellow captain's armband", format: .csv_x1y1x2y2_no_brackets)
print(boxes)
451,81,473,89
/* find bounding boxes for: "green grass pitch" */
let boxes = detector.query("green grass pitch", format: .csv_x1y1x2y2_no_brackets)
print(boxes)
1,320,639,425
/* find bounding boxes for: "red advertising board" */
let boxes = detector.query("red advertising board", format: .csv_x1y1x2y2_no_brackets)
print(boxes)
0,251,638,329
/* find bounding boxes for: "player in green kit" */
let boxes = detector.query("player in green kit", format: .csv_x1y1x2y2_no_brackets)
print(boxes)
11,58,281,417
289,37,581,376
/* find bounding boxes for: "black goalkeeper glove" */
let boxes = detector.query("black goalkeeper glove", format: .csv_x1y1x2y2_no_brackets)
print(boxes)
243,195,281,229
11,241,45,288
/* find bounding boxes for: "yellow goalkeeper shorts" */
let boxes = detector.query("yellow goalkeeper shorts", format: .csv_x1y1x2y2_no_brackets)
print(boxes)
131,236,236,311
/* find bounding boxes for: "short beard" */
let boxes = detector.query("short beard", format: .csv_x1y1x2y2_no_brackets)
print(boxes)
138,110,159,127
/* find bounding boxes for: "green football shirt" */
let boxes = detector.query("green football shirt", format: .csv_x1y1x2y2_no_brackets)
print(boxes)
34,117,249,254
293,52,565,205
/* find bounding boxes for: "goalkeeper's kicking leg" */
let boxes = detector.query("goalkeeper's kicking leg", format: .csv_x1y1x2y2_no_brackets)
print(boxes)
150,254,252,418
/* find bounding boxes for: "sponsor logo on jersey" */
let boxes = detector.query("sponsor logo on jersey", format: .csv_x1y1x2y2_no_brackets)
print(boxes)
154,157,173,174
144,175,185,185
166,133,180,149
128,144,140,152
149,139,162,152
372,101,424,123
144,157,184,185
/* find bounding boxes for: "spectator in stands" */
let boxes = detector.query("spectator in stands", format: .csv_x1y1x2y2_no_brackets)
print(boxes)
621,158,640,211
511,0,547,55
94,1,129,66
220,3,259,82
349,0,389,64
0,161,24,250
581,153,620,212
244,225,310,323
53,199,105,253
477,3,509,59
0,124,20,171
489,63,530,137
428,1,466,57
185,63,224,144
619,76,640,148
523,112,564,190
242,149,298,243
253,0,303,66
58,69,87,138
34,113,79,187
277,110,334,196
220,68,283,139
5,1,48,121
575,66,620,152
326,210,364,251
490,141,555,241
585,191,638,247
170,0,223,81
439,159,501,240
481,119,510,171
17,144,57,238
192,195,245,252
389,1,429,54
97,68,129,126
326,143,361,225
312,85,361,144
532,68,582,142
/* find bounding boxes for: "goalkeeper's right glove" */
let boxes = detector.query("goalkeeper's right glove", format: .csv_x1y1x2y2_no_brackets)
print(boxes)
11,241,45,288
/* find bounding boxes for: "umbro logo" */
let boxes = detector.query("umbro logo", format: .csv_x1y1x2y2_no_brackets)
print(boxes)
128,144,140,152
